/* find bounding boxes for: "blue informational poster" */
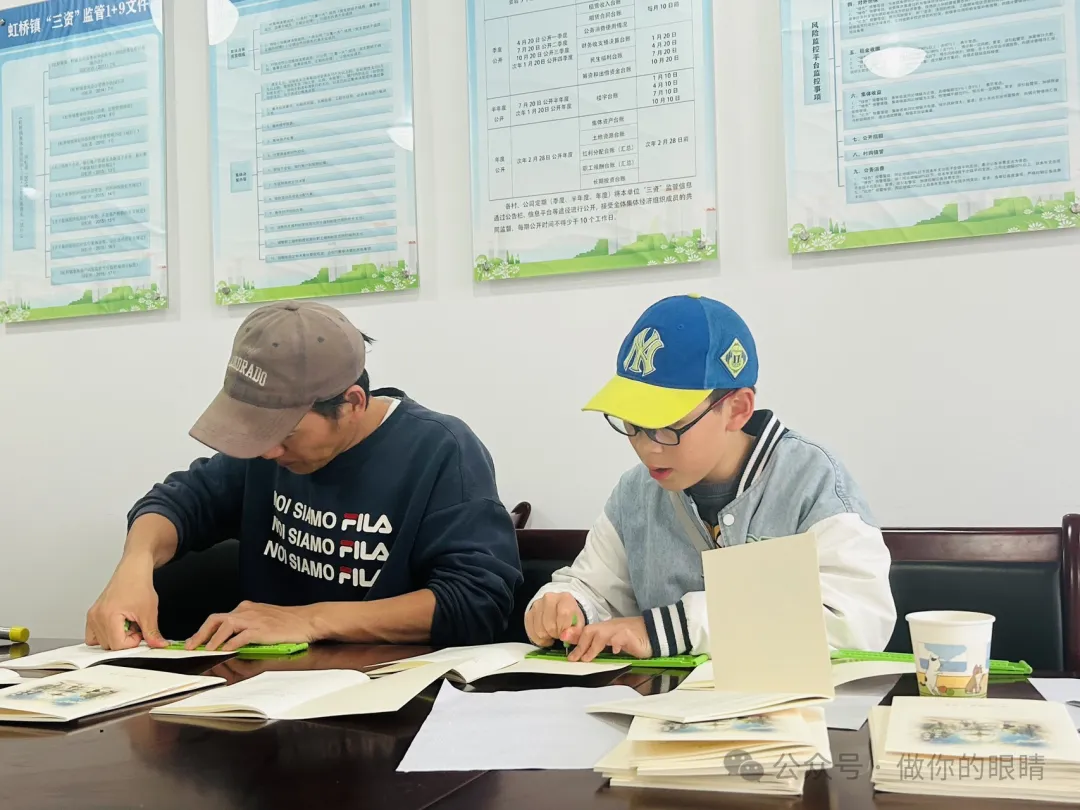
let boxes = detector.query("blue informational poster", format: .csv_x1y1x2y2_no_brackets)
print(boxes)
782,0,1080,252
209,0,418,305
0,0,167,323
467,0,719,281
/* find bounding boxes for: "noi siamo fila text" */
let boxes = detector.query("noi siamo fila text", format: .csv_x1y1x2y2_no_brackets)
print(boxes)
267,492,393,587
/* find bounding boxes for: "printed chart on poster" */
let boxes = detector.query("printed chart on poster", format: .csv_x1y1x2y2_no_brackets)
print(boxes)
781,0,1080,253
210,0,418,306
467,0,718,281
0,0,167,324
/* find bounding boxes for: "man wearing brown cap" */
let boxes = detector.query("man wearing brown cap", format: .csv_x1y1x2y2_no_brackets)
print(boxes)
85,301,522,652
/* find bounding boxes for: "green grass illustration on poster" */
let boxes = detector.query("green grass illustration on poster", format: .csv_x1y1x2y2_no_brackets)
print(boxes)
0,284,167,324
474,232,717,282
215,261,417,306
790,193,1079,253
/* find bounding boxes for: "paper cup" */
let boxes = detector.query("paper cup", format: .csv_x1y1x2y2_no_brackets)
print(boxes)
906,610,995,698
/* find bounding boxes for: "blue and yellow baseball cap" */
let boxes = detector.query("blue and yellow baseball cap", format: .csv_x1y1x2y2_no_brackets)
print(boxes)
583,294,758,429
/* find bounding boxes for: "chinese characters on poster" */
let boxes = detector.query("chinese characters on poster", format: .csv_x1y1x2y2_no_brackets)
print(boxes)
782,0,1080,252
210,0,418,305
0,0,167,323
468,0,718,281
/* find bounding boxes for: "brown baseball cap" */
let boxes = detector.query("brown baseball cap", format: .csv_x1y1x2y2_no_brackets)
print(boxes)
190,301,367,458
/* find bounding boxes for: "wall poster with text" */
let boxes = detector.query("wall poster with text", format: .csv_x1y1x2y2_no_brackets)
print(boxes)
210,0,418,306
782,0,1080,253
0,0,167,324
468,0,718,281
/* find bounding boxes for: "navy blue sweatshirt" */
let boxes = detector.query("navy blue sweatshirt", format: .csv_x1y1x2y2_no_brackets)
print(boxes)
129,390,523,646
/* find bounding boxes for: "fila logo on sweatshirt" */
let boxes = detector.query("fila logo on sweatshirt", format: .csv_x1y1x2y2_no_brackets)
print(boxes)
342,512,393,534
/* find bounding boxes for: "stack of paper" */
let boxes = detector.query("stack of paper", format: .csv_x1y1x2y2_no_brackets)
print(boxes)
584,533,838,795
367,642,629,683
870,697,1080,802
0,665,223,723
150,661,450,722
680,659,904,731
594,706,832,795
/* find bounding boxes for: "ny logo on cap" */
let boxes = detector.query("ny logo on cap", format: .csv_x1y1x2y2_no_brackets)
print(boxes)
623,328,664,376
720,338,748,378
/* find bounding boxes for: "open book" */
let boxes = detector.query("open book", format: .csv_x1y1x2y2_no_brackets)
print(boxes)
366,642,629,684
0,669,19,686
0,665,223,723
6,643,233,671
151,661,450,722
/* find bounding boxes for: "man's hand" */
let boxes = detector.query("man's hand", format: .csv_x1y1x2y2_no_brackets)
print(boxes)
525,592,584,648
566,617,652,663
85,561,166,651
187,601,317,652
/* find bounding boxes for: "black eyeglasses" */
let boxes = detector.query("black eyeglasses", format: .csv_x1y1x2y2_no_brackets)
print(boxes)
604,392,733,446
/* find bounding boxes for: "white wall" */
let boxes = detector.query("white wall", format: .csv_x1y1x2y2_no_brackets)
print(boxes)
3,0,1080,637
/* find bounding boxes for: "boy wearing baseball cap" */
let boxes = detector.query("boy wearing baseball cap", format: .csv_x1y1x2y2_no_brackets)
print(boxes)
86,301,522,653
525,294,895,661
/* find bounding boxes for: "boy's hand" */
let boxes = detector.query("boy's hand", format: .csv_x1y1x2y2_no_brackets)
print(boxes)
567,617,652,663
525,592,583,648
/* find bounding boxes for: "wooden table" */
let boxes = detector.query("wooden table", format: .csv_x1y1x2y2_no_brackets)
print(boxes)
0,640,1074,810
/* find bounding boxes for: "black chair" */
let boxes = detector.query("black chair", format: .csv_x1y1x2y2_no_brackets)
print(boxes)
501,529,588,643
883,516,1080,672
154,501,535,640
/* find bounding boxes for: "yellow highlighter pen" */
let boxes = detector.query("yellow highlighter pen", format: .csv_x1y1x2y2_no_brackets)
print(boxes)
0,626,29,643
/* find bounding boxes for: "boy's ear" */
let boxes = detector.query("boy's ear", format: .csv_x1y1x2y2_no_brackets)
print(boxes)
725,388,755,431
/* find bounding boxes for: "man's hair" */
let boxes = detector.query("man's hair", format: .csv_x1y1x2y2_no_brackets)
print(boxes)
310,333,375,419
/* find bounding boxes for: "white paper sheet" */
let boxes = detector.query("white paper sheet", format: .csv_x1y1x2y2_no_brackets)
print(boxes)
1030,678,1080,730
831,660,912,687
0,669,20,686
397,681,639,772
824,675,900,730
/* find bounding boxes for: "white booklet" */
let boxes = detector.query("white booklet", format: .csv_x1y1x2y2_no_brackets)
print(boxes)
595,706,831,796
151,661,450,722
0,669,21,686
5,643,234,671
366,642,628,684
702,533,834,698
870,703,1080,802
626,706,818,745
884,696,1080,762
0,665,223,723
679,658,910,692
589,688,831,724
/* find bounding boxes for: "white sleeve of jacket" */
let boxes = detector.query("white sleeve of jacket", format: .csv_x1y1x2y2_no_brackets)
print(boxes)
812,512,896,651
525,511,640,625
645,512,895,657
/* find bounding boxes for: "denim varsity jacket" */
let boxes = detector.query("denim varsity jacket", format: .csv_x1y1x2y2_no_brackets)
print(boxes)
528,410,897,657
